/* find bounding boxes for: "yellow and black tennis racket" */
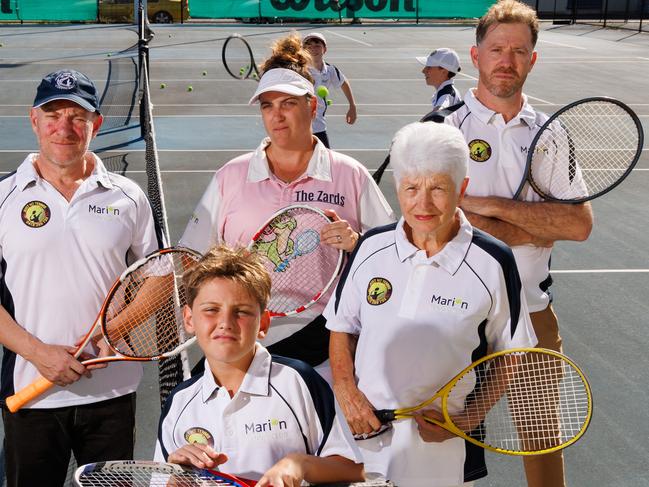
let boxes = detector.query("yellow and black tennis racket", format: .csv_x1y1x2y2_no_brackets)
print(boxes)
369,348,592,456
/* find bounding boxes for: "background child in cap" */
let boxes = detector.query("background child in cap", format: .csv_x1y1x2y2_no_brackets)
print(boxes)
416,48,463,110
155,245,364,486
303,32,357,148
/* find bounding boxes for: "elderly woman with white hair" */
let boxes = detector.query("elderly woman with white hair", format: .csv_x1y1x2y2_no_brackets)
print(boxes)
325,122,537,487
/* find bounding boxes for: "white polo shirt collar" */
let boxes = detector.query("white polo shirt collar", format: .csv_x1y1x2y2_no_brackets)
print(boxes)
15,152,114,191
201,345,272,403
464,89,537,128
394,210,473,275
246,137,332,183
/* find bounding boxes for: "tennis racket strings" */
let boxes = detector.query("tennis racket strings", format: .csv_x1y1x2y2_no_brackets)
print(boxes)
440,351,591,453
528,99,642,201
250,205,342,316
102,249,196,358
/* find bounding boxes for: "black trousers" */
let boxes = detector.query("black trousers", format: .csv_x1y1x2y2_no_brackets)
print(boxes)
314,131,331,148
2,393,136,487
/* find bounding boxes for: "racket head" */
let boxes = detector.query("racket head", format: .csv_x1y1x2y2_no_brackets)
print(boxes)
439,348,593,455
74,460,255,486
99,247,202,360
222,33,259,81
516,97,643,203
248,204,343,317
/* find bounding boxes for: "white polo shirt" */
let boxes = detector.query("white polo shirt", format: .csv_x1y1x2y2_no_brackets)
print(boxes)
309,63,346,133
179,138,394,356
0,153,159,408
154,345,362,480
446,89,553,312
433,79,462,110
324,213,536,486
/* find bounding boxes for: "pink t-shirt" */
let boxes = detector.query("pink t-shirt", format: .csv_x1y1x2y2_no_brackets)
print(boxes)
179,138,395,365
180,137,394,252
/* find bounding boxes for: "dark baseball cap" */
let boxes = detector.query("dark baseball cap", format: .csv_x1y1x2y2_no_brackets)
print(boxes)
32,70,100,113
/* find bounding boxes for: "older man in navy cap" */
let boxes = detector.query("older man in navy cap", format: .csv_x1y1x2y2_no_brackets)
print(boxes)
0,70,160,487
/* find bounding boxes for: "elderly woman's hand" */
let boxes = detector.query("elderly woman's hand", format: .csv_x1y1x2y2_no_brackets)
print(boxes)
321,209,359,252
333,379,382,436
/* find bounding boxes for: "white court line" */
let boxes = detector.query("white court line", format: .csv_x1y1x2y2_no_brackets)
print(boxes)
537,39,587,50
325,30,373,47
552,269,649,273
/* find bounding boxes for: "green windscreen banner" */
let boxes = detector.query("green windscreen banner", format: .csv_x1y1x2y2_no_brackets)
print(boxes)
191,0,492,20
0,0,97,21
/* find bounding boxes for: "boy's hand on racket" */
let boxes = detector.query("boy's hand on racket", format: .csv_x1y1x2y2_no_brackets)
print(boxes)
334,380,382,436
28,341,87,386
321,209,359,252
168,444,228,470
257,453,305,487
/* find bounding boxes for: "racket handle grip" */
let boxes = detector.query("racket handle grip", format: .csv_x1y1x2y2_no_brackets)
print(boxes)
374,409,396,424
6,376,55,412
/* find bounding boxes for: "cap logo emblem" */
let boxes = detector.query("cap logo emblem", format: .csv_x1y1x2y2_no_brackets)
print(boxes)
54,72,77,90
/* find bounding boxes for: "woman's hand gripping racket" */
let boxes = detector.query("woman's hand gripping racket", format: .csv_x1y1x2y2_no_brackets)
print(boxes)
362,348,592,456
74,460,256,487
222,33,261,81
6,247,202,412
249,205,343,317
513,97,643,203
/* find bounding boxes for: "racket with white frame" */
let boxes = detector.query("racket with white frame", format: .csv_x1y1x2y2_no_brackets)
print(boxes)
248,205,343,317
359,348,592,456
6,247,202,412
513,97,643,203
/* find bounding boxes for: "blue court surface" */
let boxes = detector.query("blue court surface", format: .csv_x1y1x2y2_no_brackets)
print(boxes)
0,21,648,486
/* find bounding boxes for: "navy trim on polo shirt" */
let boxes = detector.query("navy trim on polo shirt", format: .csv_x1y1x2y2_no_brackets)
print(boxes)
157,372,205,461
334,222,397,314
270,355,335,456
471,229,522,339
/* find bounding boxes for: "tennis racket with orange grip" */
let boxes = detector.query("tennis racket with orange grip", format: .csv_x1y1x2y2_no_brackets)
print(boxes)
6,247,202,412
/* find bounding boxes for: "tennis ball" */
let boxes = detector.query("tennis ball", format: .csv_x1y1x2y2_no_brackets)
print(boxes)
187,85,193,92
252,72,259,80
0,43,4,47
168,34,172,38
160,83,166,89
107,53,112,57
316,86,329,98
326,99,332,106
202,71,207,76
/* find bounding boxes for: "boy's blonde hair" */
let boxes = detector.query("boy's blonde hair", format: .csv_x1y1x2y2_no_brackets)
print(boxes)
476,0,539,47
183,245,271,312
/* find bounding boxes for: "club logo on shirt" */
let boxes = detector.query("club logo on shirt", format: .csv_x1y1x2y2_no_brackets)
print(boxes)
21,201,51,228
367,278,392,306
468,139,492,163
184,427,214,447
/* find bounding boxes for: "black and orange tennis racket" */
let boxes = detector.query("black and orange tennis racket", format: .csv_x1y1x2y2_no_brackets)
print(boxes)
359,348,592,456
248,205,343,318
6,247,202,412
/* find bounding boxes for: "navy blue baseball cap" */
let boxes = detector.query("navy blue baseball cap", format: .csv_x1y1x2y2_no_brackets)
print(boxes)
33,70,100,113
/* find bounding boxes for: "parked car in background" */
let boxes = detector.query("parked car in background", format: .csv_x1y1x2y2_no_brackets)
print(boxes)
98,0,188,23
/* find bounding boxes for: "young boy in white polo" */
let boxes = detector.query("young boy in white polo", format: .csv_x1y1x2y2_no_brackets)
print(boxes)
303,32,357,148
416,48,462,110
154,245,364,486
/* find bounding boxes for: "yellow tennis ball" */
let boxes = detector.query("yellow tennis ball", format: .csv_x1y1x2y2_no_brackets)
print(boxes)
202,71,207,76
326,99,332,106
187,85,193,92
160,83,166,89
316,86,329,98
